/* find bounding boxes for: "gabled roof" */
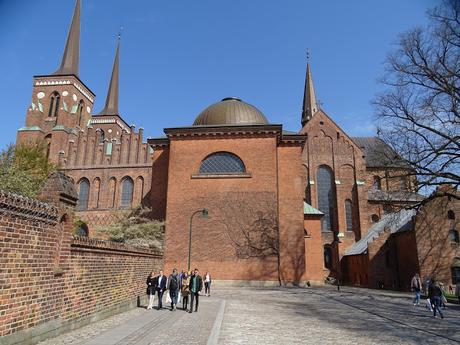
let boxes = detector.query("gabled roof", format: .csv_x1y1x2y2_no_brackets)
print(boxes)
352,136,411,169
344,208,416,256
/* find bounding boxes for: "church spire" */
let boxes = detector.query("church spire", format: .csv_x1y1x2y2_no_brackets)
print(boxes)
301,53,318,127
53,0,80,76
97,39,120,116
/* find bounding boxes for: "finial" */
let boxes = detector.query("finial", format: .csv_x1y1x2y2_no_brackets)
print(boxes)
306,49,310,61
117,26,123,41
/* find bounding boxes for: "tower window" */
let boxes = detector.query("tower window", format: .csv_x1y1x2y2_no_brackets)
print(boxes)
49,91,60,118
78,100,85,127
120,177,134,208
372,176,381,190
345,199,353,232
317,166,335,231
77,178,90,211
199,152,246,174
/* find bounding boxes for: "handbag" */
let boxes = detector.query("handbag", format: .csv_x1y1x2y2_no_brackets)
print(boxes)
178,291,182,302
166,292,172,303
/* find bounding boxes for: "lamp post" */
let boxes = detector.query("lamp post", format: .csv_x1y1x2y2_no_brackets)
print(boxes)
188,208,209,272
333,233,342,291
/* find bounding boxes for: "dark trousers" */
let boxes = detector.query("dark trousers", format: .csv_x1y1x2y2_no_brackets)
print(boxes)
157,290,164,309
183,295,189,310
205,282,211,295
190,292,199,311
169,289,178,308
432,296,444,318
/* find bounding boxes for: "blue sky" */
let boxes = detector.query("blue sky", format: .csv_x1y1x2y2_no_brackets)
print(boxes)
0,0,435,147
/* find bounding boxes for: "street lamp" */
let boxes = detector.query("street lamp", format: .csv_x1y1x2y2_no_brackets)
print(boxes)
188,208,209,272
332,233,342,291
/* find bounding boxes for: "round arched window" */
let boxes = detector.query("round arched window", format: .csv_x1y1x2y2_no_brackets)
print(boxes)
199,152,246,174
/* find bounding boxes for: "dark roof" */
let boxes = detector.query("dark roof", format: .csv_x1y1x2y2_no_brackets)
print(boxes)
352,136,411,169
53,0,80,76
193,97,269,126
97,41,120,116
368,190,425,203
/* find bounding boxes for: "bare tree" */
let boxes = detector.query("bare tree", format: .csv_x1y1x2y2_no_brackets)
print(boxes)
374,0,460,201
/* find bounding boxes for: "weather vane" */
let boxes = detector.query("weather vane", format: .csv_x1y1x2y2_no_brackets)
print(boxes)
306,49,310,61
118,26,124,40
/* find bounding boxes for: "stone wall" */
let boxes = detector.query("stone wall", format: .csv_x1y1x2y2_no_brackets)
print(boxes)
0,175,163,345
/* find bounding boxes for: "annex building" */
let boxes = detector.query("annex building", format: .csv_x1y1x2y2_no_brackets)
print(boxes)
16,1,460,289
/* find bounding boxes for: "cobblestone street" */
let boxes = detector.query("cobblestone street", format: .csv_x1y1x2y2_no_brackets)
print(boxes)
38,287,460,345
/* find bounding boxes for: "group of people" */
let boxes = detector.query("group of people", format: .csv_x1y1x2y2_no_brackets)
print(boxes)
146,268,212,313
411,273,459,319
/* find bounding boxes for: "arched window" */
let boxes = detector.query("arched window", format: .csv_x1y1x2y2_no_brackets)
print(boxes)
324,246,332,269
451,258,460,284
448,210,455,220
98,129,105,144
77,178,90,210
371,214,380,223
345,199,353,232
199,152,245,174
74,222,89,237
78,100,85,127
120,177,134,208
449,229,459,243
317,166,335,231
49,91,60,117
372,176,381,190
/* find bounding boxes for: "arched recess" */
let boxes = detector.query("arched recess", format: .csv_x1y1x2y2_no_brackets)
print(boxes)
77,178,90,211
324,245,333,270
135,176,144,206
108,177,117,208
92,177,101,209
49,91,60,118
44,134,52,160
120,176,134,208
316,165,337,231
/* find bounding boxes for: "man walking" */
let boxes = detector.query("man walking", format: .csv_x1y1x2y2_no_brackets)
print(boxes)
167,268,180,311
411,273,422,306
156,270,167,310
189,268,203,313
429,278,444,319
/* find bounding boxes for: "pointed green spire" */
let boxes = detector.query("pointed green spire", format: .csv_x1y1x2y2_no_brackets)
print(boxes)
98,40,120,115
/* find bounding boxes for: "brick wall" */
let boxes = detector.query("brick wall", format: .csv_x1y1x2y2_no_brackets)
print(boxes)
0,182,162,344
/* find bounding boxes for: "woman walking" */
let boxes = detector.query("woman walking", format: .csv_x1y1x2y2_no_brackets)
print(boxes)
204,272,211,297
146,271,157,310
181,271,191,311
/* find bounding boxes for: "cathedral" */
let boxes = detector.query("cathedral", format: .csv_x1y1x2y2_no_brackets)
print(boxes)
17,1,460,288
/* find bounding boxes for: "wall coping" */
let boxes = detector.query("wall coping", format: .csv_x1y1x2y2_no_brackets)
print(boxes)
0,190,58,224
71,236,163,257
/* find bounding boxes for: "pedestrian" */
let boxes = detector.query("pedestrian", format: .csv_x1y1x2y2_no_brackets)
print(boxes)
156,270,167,310
410,273,422,306
146,271,157,310
428,279,444,319
189,268,203,313
456,283,460,305
167,268,180,311
439,282,448,309
204,271,212,297
181,271,191,311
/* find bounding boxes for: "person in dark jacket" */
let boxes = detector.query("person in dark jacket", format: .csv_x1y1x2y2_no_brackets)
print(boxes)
428,279,444,319
156,270,167,310
167,268,180,311
189,268,203,313
146,271,157,310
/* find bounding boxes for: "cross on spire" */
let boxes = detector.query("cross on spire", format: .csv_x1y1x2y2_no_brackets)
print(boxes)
301,50,319,127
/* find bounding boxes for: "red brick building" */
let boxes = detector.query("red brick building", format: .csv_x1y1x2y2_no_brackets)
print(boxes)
16,1,459,287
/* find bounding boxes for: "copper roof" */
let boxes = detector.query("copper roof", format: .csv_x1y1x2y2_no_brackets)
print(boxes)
193,97,269,126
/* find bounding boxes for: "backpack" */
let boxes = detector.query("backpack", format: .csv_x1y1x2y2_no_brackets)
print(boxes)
170,275,178,290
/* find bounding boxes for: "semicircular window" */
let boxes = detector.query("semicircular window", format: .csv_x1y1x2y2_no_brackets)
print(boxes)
199,152,246,174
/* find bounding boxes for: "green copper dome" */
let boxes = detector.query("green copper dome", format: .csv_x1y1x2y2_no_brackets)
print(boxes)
193,97,269,126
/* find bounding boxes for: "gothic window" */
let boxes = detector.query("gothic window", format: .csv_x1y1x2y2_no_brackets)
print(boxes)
78,100,85,127
317,166,335,231
44,134,52,160
77,178,90,211
448,210,455,220
108,177,116,208
345,199,353,232
199,152,246,174
120,177,134,208
324,246,332,269
449,229,459,243
372,176,381,190
49,91,60,118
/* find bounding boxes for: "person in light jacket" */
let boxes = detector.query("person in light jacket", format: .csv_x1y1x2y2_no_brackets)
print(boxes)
411,273,422,306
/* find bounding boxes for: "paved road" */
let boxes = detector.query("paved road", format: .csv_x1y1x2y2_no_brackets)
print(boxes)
38,287,460,345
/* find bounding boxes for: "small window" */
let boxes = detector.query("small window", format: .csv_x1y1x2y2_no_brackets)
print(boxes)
98,129,105,144
448,210,455,220
344,199,353,232
49,91,60,117
78,100,85,127
449,229,459,243
371,214,380,223
452,264,460,284
120,177,134,208
77,178,90,211
373,176,381,190
324,246,332,269
74,222,89,237
199,152,245,174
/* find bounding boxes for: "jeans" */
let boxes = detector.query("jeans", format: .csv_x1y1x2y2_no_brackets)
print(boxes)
169,289,178,308
190,292,199,311
413,290,421,304
432,296,444,318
